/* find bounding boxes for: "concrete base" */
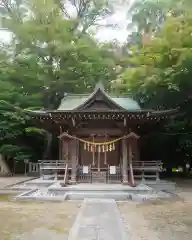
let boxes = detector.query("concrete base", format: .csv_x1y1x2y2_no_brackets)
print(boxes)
146,180,176,191
69,180,77,185
122,181,129,185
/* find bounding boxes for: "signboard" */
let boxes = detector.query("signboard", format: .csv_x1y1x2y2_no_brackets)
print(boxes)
83,166,89,174
110,166,116,175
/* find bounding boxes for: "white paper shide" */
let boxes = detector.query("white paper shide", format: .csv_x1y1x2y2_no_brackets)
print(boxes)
83,166,89,174
110,166,116,174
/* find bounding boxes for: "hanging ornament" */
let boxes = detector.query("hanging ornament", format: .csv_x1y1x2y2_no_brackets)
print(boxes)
94,145,97,152
104,134,107,164
84,142,87,150
92,136,95,165
112,142,115,150
109,144,113,152
104,145,107,164
90,145,93,152
98,145,101,152
102,144,105,152
106,144,109,152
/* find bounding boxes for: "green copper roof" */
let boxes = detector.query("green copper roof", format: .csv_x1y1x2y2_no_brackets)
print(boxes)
57,94,141,111
111,97,141,111
58,95,89,111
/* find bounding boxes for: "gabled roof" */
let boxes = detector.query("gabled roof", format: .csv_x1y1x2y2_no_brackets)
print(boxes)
57,82,141,111
57,94,141,111
23,82,177,119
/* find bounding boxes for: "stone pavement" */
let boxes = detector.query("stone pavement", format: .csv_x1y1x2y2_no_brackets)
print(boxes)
68,198,130,240
0,176,34,189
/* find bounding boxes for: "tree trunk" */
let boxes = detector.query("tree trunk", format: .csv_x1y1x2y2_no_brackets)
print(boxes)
0,154,11,175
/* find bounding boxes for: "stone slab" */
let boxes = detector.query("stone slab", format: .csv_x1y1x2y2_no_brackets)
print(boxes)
50,182,152,191
68,198,130,240
65,192,131,201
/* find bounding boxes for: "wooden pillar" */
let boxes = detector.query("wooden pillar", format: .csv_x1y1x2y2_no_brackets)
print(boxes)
128,140,136,187
62,138,69,162
76,138,79,166
71,138,77,184
122,138,128,184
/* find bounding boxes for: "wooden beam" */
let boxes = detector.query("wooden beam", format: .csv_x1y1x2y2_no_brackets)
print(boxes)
73,128,123,136
72,117,76,126
123,117,126,127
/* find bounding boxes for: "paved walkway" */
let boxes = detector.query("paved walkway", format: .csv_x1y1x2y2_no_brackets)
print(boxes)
68,198,130,240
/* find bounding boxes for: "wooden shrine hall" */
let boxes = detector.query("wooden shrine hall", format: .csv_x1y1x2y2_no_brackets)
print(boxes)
26,82,175,186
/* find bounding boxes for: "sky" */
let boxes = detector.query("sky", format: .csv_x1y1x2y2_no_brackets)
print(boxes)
95,8,129,43
0,1,133,44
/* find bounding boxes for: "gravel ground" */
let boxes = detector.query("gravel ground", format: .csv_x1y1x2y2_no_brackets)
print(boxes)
0,197,81,240
118,198,192,240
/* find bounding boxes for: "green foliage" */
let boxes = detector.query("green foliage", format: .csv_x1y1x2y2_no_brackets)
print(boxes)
0,99,35,161
0,0,191,170
127,0,192,47
0,0,118,162
121,13,192,108
121,7,192,168
0,144,32,161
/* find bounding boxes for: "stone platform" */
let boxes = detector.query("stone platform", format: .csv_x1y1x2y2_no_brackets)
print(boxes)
9,178,170,202
0,177,173,202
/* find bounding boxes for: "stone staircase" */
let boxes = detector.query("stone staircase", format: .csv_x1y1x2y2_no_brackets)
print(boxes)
92,171,106,183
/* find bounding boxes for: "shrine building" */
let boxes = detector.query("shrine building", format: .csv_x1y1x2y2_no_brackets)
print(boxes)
25,83,175,186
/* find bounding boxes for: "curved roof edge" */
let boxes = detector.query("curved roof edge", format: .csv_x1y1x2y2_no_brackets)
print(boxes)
24,108,178,116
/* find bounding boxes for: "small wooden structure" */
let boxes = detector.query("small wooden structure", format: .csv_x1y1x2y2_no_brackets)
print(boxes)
26,83,175,186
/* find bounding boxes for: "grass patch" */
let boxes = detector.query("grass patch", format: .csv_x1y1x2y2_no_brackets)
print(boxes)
0,194,11,201
48,225,66,234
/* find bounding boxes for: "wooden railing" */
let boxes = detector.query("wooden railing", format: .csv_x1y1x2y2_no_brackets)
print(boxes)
38,160,71,170
131,160,162,182
28,162,40,173
38,160,70,180
26,160,162,183
132,160,162,171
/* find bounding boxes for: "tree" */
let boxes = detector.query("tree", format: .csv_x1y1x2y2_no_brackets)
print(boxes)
0,0,119,163
0,0,118,108
126,0,169,46
126,0,192,46
119,12,192,171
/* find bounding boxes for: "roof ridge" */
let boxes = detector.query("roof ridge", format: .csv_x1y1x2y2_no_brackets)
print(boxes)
63,93,90,98
109,95,135,98
62,92,134,99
